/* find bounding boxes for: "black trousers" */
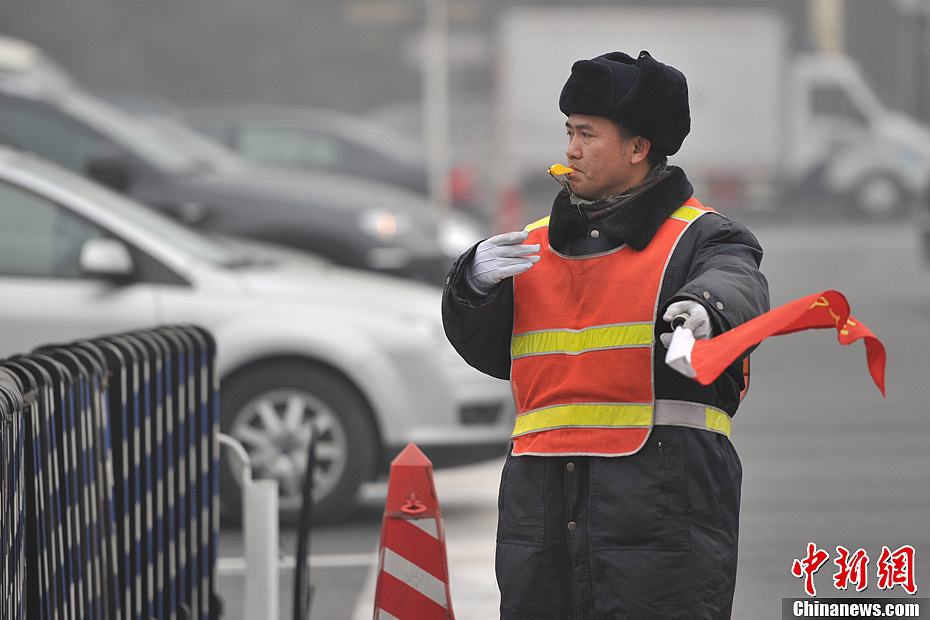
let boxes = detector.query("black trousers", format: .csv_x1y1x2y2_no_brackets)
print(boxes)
496,426,742,620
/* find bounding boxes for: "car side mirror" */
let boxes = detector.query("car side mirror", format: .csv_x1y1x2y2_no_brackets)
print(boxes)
79,238,135,280
86,153,134,193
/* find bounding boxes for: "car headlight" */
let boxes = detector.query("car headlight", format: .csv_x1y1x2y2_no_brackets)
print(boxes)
359,209,412,241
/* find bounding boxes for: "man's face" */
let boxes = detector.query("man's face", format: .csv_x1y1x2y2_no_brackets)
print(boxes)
563,113,638,200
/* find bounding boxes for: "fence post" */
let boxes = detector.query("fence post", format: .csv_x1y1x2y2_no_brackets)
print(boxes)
218,433,279,620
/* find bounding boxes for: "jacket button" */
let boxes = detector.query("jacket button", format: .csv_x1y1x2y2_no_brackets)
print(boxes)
716,301,724,310
566,462,575,472
590,229,600,239
567,521,577,531
703,291,711,300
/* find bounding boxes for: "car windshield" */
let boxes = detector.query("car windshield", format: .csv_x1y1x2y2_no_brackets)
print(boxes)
144,117,246,172
61,90,202,174
21,152,246,266
336,116,424,164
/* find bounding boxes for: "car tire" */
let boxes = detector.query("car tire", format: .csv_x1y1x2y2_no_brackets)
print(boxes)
219,360,379,524
852,174,908,219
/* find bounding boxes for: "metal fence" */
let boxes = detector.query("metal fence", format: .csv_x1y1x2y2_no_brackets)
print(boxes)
0,325,221,620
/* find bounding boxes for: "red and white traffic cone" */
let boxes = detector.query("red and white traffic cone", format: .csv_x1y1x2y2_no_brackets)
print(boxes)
373,443,454,620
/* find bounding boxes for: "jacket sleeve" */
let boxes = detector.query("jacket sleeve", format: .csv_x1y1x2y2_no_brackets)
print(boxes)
654,213,769,413
663,213,770,336
441,242,515,380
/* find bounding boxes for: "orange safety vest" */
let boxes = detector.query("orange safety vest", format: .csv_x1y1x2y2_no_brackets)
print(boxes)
510,198,716,456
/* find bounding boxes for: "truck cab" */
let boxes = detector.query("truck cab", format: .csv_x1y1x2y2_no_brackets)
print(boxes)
788,53,930,218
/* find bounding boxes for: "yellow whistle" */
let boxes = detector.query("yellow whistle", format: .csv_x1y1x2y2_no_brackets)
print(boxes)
547,164,574,175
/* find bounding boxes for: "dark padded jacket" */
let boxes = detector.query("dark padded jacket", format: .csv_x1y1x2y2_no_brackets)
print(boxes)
441,167,770,620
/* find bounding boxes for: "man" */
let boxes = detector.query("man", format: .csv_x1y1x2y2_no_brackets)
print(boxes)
442,50,770,619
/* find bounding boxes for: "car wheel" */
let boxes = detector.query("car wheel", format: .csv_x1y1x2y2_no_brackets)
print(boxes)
219,361,379,524
853,174,907,219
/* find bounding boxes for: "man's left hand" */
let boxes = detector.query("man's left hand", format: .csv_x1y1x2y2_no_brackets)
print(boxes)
660,300,713,348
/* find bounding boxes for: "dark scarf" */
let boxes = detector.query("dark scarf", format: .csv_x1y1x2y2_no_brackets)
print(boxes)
548,165,694,251
570,161,672,219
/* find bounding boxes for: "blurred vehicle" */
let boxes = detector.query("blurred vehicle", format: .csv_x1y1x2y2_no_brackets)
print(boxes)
146,113,486,262
184,104,480,209
0,145,514,521
496,7,930,219
0,39,479,285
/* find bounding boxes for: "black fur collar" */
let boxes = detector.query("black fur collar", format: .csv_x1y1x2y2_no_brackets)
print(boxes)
548,166,694,252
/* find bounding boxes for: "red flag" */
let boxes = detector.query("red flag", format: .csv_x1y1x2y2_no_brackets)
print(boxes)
684,290,886,396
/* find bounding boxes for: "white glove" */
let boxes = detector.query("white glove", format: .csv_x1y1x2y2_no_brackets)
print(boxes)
659,300,713,348
465,231,540,296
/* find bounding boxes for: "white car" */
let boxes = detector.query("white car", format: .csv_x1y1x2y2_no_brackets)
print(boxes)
0,146,513,521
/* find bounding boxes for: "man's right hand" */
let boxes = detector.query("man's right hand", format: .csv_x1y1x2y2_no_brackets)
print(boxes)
465,231,540,295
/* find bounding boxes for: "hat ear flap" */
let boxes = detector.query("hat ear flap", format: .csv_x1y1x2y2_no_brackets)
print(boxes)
559,60,614,118
628,53,690,155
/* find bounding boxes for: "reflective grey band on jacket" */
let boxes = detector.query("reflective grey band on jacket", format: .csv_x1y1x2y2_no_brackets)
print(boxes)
654,399,732,437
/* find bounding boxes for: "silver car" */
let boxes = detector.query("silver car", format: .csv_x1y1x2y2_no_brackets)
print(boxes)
0,146,513,521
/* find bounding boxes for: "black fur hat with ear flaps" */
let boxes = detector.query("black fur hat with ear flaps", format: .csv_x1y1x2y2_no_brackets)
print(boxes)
559,50,690,156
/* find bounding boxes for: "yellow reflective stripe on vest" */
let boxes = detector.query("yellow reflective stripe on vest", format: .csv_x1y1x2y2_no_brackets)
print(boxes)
512,403,653,437
513,401,733,438
511,323,653,359
705,408,732,437
524,216,550,232
670,205,704,222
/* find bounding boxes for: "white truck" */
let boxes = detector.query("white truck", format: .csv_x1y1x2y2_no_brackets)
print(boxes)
494,7,930,218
